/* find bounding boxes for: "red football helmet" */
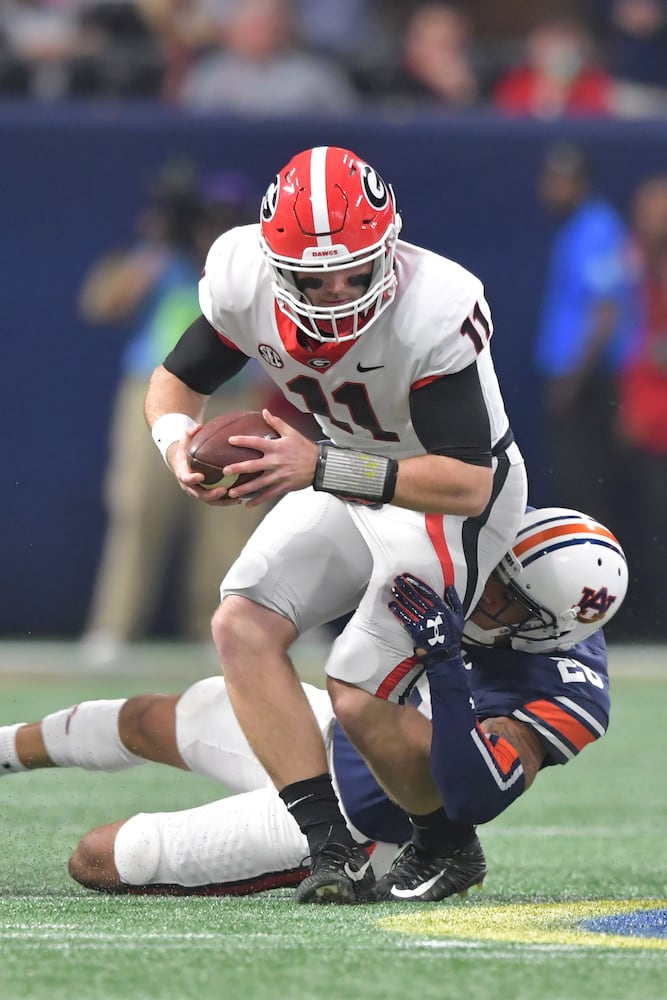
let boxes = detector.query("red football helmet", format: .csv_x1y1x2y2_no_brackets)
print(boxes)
259,146,402,342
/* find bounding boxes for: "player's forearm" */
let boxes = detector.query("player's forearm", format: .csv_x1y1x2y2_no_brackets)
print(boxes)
144,364,208,428
393,454,492,516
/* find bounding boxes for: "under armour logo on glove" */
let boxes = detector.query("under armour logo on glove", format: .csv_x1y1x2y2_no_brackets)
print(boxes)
388,573,464,663
426,614,446,647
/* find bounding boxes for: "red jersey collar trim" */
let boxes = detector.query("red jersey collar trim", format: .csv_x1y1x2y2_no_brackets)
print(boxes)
273,302,356,368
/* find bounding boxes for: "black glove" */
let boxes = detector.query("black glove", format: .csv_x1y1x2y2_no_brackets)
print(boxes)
388,573,464,664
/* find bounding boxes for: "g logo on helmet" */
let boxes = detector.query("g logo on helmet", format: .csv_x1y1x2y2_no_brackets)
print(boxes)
261,175,280,221
361,165,389,210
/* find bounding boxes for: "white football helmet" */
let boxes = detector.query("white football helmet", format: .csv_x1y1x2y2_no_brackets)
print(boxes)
259,146,402,343
463,507,629,652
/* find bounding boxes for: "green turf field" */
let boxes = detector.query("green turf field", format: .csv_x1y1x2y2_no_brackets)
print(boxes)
0,641,665,1000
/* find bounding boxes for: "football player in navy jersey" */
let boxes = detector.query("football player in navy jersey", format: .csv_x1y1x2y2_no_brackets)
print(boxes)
143,145,527,902
373,506,627,900
0,509,627,903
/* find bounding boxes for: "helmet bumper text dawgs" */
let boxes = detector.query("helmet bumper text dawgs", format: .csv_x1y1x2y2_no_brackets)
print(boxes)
259,146,402,343
464,508,629,653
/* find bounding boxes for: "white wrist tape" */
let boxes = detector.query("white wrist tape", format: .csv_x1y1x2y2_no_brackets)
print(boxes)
0,723,28,773
151,413,197,465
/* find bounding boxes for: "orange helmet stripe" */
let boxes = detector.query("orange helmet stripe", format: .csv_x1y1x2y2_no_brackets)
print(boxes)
513,521,619,559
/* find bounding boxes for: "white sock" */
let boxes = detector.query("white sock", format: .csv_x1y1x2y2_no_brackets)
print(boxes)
41,699,145,771
0,724,28,774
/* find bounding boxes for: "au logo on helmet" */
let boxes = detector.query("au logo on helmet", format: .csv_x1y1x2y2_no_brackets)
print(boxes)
463,507,629,652
576,586,617,623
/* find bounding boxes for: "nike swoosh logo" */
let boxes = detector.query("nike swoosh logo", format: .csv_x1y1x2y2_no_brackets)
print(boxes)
389,869,447,898
343,858,371,882
356,363,384,373
286,794,313,811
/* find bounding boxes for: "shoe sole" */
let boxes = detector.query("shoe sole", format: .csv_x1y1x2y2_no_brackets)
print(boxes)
296,878,358,904
456,880,485,899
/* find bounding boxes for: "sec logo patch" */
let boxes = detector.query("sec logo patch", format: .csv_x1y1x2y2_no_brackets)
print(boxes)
258,344,283,368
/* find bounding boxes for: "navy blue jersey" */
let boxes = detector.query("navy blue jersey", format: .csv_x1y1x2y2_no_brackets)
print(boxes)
465,630,610,766
333,630,610,843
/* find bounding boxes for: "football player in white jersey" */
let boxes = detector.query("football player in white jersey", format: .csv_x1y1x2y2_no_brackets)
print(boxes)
144,146,528,903
0,508,627,901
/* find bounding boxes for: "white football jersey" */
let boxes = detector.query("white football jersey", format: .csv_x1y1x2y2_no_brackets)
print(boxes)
199,225,511,458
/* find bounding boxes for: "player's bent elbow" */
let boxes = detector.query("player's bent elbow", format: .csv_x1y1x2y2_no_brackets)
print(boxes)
467,493,491,518
439,469,492,518
436,486,490,519
441,771,526,827
467,474,493,517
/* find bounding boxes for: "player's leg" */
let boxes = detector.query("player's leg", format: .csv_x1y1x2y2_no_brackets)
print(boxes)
214,488,376,903
214,596,379,904
68,717,399,896
328,680,437,814
324,502,449,815
213,597,325,786
0,699,148,774
68,820,125,891
1,676,333,792
175,676,335,792
328,456,527,902
0,694,193,775
328,448,525,786
323,504,472,902
68,787,311,895
370,676,549,904
117,676,271,786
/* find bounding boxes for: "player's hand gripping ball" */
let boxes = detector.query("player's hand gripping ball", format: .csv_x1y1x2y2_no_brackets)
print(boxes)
188,411,278,489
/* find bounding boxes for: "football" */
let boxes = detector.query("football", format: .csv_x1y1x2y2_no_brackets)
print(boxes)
188,410,278,489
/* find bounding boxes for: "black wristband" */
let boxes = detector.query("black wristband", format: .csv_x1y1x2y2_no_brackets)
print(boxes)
418,650,465,671
313,444,398,503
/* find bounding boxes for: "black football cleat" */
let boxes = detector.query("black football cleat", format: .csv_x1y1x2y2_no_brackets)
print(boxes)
295,842,375,904
372,834,487,902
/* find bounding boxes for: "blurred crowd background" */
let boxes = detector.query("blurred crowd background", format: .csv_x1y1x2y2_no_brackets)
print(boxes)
2,1,666,654
3,1,667,116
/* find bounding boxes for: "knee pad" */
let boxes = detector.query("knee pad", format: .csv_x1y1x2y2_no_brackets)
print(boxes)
113,813,162,886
